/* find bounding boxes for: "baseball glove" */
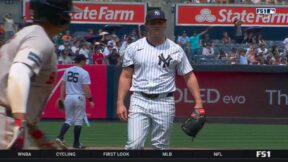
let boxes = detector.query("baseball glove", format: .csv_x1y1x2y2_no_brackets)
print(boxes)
57,99,65,112
181,108,206,139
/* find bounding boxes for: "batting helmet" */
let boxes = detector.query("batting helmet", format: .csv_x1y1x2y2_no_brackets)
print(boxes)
30,0,80,26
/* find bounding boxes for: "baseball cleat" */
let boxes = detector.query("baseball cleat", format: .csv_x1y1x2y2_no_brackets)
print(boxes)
73,145,86,149
55,138,67,148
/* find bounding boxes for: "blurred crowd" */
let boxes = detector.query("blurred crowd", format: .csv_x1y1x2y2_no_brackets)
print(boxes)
52,25,145,65
1,12,287,66
177,19,288,65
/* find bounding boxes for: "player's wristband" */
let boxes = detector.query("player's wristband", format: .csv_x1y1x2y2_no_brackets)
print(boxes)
15,118,23,127
88,97,93,102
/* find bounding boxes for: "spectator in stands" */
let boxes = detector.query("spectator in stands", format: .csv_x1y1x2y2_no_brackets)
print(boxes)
103,44,113,56
218,0,229,3
202,42,214,56
243,32,256,44
229,47,238,64
111,31,120,42
119,36,133,59
246,44,258,64
207,0,217,3
257,43,268,57
58,48,73,64
266,0,278,4
92,48,104,65
189,27,212,57
279,57,287,65
54,33,64,47
71,40,81,56
107,35,119,51
108,47,120,65
185,0,199,3
201,33,213,48
256,34,265,45
221,32,231,44
234,19,243,43
177,31,190,55
251,0,261,4
2,13,16,41
218,49,228,60
79,43,91,64
234,0,242,3
85,28,94,40
103,44,113,64
129,29,139,42
239,49,248,64
58,43,71,57
271,44,280,57
62,30,73,42
283,37,288,53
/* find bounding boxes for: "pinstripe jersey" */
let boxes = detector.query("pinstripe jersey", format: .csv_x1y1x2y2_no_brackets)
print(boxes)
0,25,57,121
123,37,193,94
62,66,91,95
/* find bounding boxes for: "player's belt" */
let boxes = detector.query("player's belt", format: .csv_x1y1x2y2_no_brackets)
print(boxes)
140,92,173,99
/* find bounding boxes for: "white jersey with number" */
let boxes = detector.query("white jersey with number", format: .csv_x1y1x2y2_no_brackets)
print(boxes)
0,25,57,121
62,66,91,95
123,37,193,94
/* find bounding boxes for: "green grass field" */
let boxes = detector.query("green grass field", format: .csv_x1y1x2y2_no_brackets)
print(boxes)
39,121,288,149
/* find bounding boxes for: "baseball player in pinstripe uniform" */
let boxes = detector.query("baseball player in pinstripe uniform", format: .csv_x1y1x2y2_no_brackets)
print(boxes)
117,9,204,150
56,54,94,149
0,0,77,149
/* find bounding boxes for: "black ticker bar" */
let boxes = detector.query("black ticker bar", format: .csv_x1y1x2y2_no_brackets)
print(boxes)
0,150,287,159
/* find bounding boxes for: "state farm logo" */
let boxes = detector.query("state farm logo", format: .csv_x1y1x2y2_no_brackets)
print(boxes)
195,9,216,22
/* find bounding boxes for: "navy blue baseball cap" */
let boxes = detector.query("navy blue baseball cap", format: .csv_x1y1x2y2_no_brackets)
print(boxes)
74,54,87,63
146,9,167,22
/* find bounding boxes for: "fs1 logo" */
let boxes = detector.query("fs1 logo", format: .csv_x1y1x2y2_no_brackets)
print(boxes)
256,151,271,158
256,8,276,15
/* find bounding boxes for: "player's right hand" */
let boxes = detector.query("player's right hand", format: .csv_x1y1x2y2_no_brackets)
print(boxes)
7,118,25,149
117,105,128,122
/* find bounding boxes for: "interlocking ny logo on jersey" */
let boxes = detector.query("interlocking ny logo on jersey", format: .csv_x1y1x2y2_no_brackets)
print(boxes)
158,54,172,68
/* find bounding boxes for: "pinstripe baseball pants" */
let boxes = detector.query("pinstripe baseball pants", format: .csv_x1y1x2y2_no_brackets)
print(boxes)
125,92,175,150
64,95,86,126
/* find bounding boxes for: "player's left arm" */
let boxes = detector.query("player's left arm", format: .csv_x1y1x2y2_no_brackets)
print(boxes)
183,72,203,109
83,84,94,108
176,47,203,109
82,72,94,108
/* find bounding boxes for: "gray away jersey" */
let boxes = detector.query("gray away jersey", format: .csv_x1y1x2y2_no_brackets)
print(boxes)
123,37,193,94
62,66,91,95
0,25,57,120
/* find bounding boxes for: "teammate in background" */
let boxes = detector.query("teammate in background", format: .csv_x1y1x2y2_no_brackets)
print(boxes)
117,9,204,150
56,54,94,149
0,0,78,149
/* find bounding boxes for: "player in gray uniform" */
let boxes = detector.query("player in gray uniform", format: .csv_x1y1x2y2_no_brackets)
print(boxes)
117,9,205,150
56,54,94,149
0,0,78,149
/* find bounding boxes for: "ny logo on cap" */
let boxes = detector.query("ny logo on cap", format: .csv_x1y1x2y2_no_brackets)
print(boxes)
154,10,160,16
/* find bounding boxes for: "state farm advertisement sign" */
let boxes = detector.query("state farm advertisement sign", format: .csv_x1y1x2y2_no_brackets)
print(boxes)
23,1,146,24
176,4,288,26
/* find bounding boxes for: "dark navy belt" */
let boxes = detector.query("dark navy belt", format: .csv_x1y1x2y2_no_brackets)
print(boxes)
140,92,173,99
